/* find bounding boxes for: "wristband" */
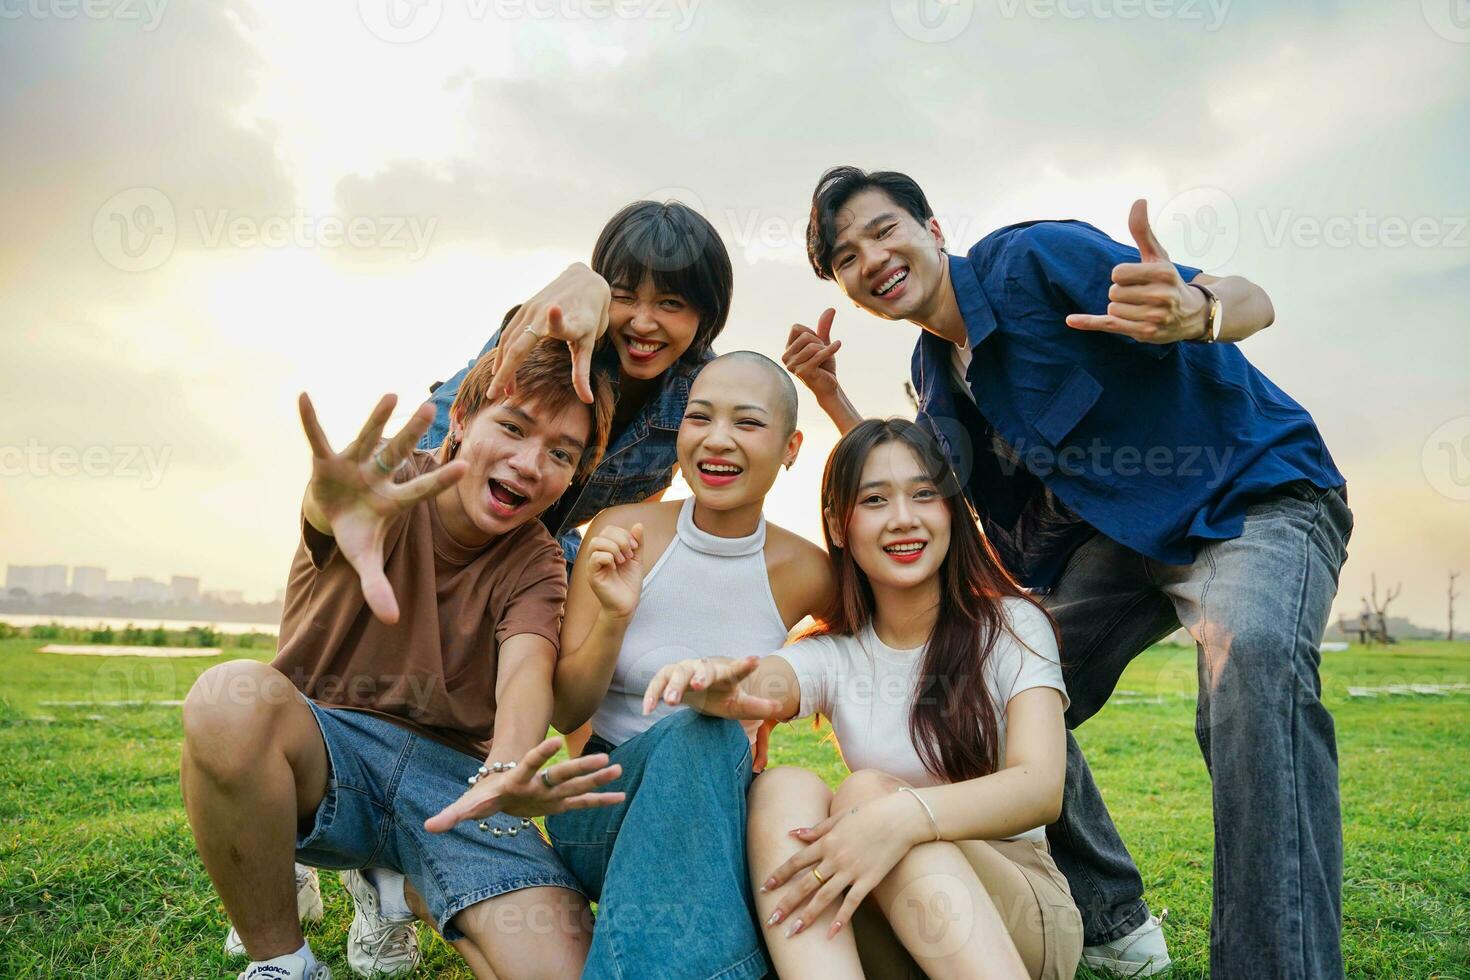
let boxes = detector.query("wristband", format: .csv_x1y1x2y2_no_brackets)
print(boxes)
898,786,942,842
1189,282,1222,343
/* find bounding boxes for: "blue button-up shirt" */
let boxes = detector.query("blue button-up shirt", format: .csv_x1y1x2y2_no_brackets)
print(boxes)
422,330,711,563
914,220,1344,589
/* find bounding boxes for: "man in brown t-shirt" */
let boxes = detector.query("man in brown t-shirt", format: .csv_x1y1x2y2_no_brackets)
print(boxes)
181,341,621,980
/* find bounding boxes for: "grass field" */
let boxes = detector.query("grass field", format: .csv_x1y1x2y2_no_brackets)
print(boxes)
1,636,1466,978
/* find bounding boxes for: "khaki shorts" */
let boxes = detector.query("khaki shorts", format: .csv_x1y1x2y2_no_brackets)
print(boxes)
853,836,1083,980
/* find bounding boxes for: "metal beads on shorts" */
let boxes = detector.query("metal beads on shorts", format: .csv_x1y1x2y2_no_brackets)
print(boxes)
468,761,533,836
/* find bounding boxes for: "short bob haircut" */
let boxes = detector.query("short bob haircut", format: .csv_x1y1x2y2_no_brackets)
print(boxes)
592,200,734,363
806,166,936,280
444,337,615,484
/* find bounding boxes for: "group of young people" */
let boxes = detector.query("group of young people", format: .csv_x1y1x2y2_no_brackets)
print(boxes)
181,166,1351,980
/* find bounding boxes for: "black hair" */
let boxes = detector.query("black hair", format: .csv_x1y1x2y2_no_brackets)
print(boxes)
806,166,936,280
592,200,734,362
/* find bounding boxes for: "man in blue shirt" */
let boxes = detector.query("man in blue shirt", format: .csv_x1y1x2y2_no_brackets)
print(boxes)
787,167,1350,980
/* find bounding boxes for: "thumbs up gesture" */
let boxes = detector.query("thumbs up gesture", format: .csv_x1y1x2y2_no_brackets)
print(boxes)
1065,199,1208,344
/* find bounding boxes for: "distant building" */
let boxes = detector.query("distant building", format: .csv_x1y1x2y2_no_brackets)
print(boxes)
5,565,42,595
170,575,201,602
130,577,168,603
103,579,132,600
72,566,107,597
39,565,68,595
206,589,245,604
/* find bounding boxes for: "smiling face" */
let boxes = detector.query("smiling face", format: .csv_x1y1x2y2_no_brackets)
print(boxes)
450,395,591,538
677,356,801,511
607,275,702,381
830,439,951,594
827,187,948,323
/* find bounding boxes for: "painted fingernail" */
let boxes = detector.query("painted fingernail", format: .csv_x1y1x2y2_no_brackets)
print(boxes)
829,920,844,938
763,878,776,892
767,910,783,926
788,828,807,837
786,919,803,939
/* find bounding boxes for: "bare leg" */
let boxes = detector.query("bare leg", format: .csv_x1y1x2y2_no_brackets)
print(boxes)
747,766,865,979
180,660,329,961
836,770,1028,980
404,878,499,980
451,886,592,980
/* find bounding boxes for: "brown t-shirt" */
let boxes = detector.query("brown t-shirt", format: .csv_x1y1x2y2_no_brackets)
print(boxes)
272,450,568,759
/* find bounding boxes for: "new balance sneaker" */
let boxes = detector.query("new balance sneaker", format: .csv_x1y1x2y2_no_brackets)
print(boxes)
1081,911,1173,976
226,865,325,957
238,952,332,980
340,868,421,978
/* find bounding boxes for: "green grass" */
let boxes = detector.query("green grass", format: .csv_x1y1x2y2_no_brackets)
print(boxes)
1,637,1466,978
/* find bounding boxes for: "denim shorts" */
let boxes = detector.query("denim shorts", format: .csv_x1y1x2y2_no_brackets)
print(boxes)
295,700,585,941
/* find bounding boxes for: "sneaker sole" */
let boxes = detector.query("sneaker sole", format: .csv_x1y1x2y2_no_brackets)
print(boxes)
1080,952,1173,977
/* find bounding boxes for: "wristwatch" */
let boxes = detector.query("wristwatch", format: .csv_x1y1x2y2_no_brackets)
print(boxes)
1190,282,1222,343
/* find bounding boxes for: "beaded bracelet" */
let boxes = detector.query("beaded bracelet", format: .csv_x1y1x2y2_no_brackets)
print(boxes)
467,761,533,836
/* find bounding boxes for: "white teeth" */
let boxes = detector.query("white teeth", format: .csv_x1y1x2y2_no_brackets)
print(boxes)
884,542,924,553
875,269,907,296
627,338,665,353
700,463,741,474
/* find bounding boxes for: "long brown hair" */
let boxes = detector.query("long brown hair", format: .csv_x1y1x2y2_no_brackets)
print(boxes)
812,418,1057,783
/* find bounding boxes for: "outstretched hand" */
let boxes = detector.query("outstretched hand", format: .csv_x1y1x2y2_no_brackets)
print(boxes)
641,655,783,720
298,393,467,624
424,736,625,832
489,263,611,404
1065,199,1206,344
783,308,843,401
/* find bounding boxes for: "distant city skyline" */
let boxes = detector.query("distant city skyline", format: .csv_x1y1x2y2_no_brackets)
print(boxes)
3,561,272,604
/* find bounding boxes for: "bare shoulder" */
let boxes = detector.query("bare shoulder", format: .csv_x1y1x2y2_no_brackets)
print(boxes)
584,498,681,568
764,521,834,626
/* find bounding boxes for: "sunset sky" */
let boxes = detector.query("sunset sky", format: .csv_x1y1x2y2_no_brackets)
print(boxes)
2,0,1467,629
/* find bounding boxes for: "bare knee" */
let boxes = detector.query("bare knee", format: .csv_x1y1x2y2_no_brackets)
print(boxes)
182,660,299,780
831,769,905,814
750,766,830,815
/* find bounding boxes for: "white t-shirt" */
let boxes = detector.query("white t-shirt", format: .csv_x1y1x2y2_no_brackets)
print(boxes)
780,597,1068,842
951,338,976,404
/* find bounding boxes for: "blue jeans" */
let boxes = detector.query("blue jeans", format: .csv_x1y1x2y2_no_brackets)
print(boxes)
1044,484,1352,978
544,710,769,980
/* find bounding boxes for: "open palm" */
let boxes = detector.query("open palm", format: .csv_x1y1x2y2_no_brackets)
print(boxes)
298,392,468,624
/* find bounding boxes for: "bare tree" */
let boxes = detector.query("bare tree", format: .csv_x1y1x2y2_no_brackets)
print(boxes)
1450,571,1461,643
1369,573,1403,645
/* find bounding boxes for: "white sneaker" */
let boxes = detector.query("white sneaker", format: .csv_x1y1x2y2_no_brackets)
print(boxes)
340,868,421,978
225,865,325,957
1081,911,1173,976
238,952,332,980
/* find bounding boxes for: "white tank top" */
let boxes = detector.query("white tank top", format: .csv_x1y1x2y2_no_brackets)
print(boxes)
590,496,791,747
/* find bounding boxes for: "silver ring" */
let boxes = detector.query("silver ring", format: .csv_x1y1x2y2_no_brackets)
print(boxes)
372,451,394,474
523,325,543,340
540,770,555,791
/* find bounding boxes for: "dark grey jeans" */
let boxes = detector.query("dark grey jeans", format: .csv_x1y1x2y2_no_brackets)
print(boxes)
1043,484,1352,979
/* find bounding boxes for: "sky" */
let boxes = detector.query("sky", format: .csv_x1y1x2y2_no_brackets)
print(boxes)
1,0,1467,629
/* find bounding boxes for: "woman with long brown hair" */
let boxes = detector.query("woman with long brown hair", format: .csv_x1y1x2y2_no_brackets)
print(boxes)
642,418,1083,979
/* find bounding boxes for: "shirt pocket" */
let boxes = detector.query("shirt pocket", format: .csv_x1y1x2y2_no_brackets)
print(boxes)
1028,365,1103,447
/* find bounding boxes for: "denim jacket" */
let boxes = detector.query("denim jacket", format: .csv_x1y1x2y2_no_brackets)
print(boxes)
421,330,711,563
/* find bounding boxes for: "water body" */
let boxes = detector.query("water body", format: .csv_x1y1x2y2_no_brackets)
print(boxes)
1,612,277,636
